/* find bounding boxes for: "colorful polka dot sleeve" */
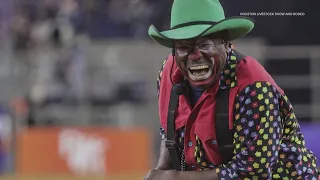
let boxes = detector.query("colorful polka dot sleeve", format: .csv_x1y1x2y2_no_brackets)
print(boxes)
215,81,319,179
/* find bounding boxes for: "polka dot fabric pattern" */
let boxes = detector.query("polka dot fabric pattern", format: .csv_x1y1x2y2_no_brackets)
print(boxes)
160,81,320,179
215,81,319,179
157,50,319,179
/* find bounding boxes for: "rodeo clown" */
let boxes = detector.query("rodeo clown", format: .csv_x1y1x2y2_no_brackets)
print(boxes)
144,0,320,179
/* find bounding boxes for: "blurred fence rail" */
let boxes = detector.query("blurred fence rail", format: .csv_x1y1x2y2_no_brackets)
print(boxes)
1,39,318,126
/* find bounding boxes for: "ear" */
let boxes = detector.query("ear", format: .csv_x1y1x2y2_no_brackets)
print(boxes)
222,39,229,49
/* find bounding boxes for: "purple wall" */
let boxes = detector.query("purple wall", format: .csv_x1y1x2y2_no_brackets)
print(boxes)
300,123,320,165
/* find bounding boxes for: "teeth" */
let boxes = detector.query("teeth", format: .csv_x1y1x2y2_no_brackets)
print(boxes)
189,65,209,70
192,71,206,76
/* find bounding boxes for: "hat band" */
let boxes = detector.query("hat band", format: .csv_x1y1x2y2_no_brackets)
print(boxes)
171,21,217,30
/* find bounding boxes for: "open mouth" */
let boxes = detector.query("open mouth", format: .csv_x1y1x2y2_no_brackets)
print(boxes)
188,65,212,81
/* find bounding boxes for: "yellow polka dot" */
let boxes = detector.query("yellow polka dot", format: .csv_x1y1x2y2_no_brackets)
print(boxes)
234,133,239,138
236,144,240,149
270,116,274,121
201,162,207,166
277,168,284,173
259,129,265,134
291,171,297,176
256,82,262,88
255,151,262,157
262,87,268,93
267,151,272,157
273,174,281,179
269,128,274,133
286,162,292,168
215,168,220,173
265,122,269,128
285,128,290,134
269,104,274,110
239,136,245,142
259,105,265,111
252,176,259,180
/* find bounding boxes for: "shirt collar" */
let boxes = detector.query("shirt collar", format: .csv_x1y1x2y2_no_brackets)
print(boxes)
219,50,238,90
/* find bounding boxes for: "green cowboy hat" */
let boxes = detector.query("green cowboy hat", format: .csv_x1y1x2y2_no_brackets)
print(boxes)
148,0,255,48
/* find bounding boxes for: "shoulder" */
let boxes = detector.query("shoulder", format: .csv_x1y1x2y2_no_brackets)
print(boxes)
157,54,174,81
158,54,174,71
234,81,283,118
157,54,183,85
238,81,280,98
236,55,284,95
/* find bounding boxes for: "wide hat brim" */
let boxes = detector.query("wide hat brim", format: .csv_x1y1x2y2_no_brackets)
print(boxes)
148,17,254,48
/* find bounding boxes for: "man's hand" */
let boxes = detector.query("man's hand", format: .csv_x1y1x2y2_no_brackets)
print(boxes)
156,138,173,170
143,169,176,180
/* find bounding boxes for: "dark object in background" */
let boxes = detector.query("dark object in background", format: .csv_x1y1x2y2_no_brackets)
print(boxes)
51,27,62,47
116,81,148,104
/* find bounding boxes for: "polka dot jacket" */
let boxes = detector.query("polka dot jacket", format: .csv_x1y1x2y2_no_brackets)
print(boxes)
157,50,320,179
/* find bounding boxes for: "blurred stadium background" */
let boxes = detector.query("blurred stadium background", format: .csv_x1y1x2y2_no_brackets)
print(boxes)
0,0,319,179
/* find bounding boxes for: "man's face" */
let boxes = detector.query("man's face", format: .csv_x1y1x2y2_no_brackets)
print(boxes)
174,34,227,89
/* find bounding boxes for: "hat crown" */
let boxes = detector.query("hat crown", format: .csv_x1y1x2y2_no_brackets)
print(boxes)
170,0,226,28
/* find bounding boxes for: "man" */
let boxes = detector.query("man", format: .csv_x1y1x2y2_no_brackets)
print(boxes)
144,0,320,179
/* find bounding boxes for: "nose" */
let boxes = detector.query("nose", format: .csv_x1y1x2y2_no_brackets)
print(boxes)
188,48,202,62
